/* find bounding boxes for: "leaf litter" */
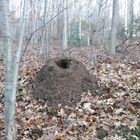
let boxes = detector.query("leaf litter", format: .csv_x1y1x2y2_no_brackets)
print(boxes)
0,46,140,139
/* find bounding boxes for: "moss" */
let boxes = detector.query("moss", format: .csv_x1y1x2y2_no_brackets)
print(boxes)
96,128,108,139
115,125,129,138
128,135,137,140
136,120,140,128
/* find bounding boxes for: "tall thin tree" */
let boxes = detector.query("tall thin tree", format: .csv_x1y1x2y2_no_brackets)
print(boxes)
127,0,134,43
110,0,118,55
96,0,102,48
3,0,28,139
1,0,13,138
63,0,68,49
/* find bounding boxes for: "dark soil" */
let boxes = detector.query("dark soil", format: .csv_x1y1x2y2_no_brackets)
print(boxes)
33,57,98,114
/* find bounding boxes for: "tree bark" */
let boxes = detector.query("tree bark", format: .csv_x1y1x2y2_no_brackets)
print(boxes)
41,0,49,59
110,0,118,55
127,0,134,42
1,0,13,138
63,0,68,49
3,0,28,139
79,2,82,41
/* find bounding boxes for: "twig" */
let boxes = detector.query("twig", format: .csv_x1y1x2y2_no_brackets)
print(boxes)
116,38,128,48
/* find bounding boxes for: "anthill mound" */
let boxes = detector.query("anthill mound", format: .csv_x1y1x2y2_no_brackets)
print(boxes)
33,57,98,114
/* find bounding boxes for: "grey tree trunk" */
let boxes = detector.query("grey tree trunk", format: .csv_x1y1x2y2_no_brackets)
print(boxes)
62,0,68,49
110,0,118,55
96,0,105,48
127,0,134,43
57,0,64,42
1,0,14,139
79,2,82,41
3,0,28,139
87,0,91,46
0,0,5,58
87,21,91,46
96,0,101,48
41,0,48,59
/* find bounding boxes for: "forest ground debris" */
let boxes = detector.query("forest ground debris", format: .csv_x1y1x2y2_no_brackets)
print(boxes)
0,46,140,139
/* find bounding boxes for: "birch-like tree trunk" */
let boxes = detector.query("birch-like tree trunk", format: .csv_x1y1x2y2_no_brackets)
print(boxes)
1,0,13,139
62,0,68,49
110,0,118,55
0,1,5,58
3,0,28,139
87,0,91,46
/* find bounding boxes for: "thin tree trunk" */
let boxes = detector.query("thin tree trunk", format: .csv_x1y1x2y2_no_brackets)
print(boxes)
87,0,91,46
63,0,68,49
96,3,101,48
127,0,134,42
87,21,91,46
4,0,28,139
79,3,82,41
110,0,118,55
2,0,14,139
96,0,105,48
41,0,48,59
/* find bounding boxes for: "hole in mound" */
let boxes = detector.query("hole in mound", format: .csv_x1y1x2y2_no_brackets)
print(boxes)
56,59,71,69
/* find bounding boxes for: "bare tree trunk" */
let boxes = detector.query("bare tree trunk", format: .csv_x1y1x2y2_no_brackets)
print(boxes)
96,0,105,48
58,0,64,42
124,0,134,51
79,16,82,40
127,0,134,43
3,0,28,139
41,0,48,59
87,21,91,46
79,2,82,41
110,0,118,55
63,0,68,49
87,0,91,46
0,1,5,58
1,0,14,139
96,1,101,48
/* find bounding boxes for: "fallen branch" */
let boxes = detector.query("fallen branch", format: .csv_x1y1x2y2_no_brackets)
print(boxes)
116,38,128,48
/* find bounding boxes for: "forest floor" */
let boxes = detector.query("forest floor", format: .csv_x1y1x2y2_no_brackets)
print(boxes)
0,44,140,140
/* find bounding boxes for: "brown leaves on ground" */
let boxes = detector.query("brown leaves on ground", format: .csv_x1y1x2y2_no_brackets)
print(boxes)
0,46,140,139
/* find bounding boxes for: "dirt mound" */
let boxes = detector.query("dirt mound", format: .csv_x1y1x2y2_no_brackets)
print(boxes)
33,57,98,113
